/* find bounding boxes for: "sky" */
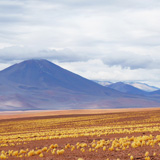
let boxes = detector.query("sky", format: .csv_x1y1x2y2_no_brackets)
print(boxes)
0,0,160,87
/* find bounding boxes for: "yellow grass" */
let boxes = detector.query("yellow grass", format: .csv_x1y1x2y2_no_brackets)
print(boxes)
0,108,160,159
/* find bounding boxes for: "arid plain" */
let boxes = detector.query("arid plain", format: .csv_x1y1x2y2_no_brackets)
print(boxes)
0,108,160,160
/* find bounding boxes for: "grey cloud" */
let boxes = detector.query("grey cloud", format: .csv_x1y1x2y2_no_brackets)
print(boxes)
40,0,160,9
0,46,158,70
103,53,153,69
0,4,24,14
0,15,24,24
0,0,160,85
0,0,160,46
0,46,86,62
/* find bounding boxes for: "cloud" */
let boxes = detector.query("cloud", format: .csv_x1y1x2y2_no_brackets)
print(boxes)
0,46,87,62
0,0,160,86
0,45,160,70
55,59,160,87
102,51,153,69
1,0,160,48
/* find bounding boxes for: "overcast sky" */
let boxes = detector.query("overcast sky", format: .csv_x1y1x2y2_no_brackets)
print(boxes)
0,0,160,87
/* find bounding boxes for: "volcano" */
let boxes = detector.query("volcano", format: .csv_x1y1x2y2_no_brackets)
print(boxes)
0,59,160,111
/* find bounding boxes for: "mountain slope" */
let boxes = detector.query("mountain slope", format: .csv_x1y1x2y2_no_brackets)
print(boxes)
0,59,160,111
95,80,159,92
150,89,160,96
94,80,112,86
126,82,159,92
107,82,148,95
0,59,122,111
0,59,118,96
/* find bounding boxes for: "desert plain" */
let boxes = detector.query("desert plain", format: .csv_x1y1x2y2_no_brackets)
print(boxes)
0,108,160,160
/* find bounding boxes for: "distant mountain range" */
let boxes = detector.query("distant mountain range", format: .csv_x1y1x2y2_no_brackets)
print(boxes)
94,81,112,86
126,82,159,92
95,81,159,92
0,59,160,111
107,82,147,95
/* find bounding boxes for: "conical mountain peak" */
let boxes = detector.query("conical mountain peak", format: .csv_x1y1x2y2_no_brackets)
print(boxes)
0,59,160,111
0,59,62,87
0,59,117,96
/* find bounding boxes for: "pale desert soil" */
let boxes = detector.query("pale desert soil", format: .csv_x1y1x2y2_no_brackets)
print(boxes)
0,107,160,120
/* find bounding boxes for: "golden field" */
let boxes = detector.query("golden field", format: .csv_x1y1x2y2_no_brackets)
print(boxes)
0,108,160,159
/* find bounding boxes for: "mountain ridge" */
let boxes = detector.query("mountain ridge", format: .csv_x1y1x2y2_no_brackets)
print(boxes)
0,59,160,111
95,80,159,92
107,82,148,95
0,59,119,96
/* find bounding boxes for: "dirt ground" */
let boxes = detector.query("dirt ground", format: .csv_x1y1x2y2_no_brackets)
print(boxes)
0,108,160,160
6,132,160,160
0,107,160,120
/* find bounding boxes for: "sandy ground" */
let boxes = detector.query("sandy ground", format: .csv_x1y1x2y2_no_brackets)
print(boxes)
0,107,160,120
1,108,160,159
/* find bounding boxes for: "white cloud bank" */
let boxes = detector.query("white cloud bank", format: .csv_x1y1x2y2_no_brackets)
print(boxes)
0,0,160,87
